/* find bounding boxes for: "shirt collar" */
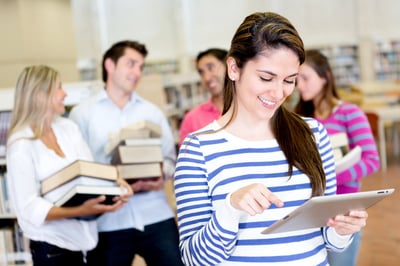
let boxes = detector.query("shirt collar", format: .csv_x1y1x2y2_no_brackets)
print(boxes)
95,87,144,106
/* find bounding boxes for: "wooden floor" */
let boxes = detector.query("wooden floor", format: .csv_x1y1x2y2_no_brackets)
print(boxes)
357,151,400,266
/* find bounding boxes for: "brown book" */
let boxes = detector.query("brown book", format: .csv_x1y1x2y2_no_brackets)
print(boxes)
110,145,163,165
41,160,118,195
105,120,162,154
117,162,163,183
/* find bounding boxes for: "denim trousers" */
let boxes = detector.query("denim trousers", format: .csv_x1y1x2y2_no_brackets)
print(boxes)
327,230,362,266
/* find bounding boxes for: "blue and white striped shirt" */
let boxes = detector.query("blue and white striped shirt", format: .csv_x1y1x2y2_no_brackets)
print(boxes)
175,118,351,265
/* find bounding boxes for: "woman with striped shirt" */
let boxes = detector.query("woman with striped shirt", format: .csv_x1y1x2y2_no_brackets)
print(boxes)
174,12,369,266
295,49,380,266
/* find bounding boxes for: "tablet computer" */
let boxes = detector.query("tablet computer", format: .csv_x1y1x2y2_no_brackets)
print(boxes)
261,188,395,234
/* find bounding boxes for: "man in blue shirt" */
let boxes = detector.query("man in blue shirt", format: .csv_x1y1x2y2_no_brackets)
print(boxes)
69,40,183,266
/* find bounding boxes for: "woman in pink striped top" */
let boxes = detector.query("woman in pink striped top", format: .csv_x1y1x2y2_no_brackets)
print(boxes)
295,49,380,266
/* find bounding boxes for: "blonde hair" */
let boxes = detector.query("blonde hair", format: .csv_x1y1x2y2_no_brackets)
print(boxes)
8,65,59,140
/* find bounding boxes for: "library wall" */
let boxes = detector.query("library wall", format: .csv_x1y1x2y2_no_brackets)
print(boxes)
0,0,78,88
1,0,400,88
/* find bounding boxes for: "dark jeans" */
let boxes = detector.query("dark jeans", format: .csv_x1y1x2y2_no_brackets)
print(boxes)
30,240,86,266
87,218,184,266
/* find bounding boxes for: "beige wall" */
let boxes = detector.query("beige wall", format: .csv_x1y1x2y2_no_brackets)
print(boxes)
0,0,78,88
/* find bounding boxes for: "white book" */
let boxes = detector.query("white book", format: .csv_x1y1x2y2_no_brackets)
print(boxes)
330,132,348,148
54,184,123,207
105,137,162,155
335,145,362,173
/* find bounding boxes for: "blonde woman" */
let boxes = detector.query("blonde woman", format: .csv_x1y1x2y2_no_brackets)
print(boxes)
6,65,132,266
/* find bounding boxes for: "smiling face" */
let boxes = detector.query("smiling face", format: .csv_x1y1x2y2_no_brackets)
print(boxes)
227,47,300,122
51,78,67,116
197,54,226,97
106,47,145,94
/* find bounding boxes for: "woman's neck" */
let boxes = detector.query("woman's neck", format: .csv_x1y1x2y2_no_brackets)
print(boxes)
40,123,65,158
315,98,339,119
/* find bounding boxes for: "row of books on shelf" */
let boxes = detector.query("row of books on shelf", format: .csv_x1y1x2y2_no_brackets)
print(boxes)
0,171,12,215
0,111,11,158
0,221,31,265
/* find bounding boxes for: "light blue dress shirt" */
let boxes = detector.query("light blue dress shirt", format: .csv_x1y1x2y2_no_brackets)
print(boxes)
69,89,176,232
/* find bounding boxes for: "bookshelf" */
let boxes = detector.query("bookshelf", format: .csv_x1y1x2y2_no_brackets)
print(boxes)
318,44,360,89
136,72,205,142
143,60,179,75
374,40,400,81
0,165,31,265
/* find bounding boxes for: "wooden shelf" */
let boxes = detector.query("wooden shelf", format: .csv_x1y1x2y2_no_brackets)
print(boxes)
375,40,400,81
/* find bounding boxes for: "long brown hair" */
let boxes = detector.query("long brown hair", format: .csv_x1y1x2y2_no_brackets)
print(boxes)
222,12,326,196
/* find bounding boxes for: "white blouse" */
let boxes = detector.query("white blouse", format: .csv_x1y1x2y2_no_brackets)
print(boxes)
6,117,98,251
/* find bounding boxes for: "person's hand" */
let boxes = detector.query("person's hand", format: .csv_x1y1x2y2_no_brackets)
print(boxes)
115,178,133,203
327,210,368,235
80,195,125,215
130,177,164,192
230,183,284,215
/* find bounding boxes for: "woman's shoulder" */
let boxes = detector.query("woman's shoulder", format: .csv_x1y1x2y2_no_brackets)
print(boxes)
336,101,363,114
7,126,32,144
301,116,322,130
301,116,329,141
55,116,81,133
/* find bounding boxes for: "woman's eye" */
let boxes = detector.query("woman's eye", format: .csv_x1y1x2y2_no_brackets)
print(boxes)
284,80,295,84
260,77,272,82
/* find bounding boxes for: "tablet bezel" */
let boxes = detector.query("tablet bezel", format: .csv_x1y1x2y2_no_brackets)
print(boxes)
261,188,395,234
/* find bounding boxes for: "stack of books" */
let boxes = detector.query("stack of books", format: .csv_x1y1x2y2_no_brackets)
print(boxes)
107,120,164,183
41,160,123,215
329,132,361,173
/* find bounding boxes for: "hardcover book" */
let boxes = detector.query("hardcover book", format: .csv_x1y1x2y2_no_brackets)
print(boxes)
41,160,118,195
329,132,361,173
110,145,163,165
54,184,123,207
53,184,123,220
329,132,350,161
117,162,163,183
105,120,162,154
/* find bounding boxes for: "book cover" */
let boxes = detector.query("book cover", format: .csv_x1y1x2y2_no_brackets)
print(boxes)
330,132,350,158
54,185,123,207
105,120,162,154
41,160,118,195
335,145,362,173
110,145,163,165
117,162,163,183
43,175,117,204
54,185,123,220
105,137,162,155
124,120,162,137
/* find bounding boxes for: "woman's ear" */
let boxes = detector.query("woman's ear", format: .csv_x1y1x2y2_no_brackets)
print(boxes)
226,57,239,81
